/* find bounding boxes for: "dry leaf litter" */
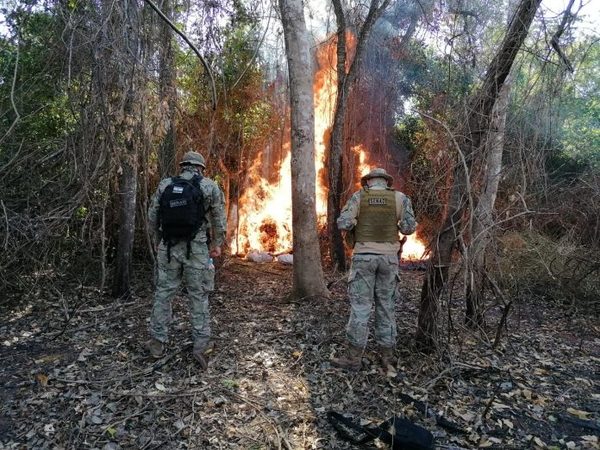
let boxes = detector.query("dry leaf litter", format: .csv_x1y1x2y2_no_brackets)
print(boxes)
1,258,599,449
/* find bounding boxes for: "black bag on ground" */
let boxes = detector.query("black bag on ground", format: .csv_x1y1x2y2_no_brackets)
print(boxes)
159,174,205,258
327,411,434,450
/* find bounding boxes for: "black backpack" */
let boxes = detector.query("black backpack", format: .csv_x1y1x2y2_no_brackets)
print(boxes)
158,174,206,259
327,411,434,450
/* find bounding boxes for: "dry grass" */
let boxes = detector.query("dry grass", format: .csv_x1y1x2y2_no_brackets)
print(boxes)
494,231,600,311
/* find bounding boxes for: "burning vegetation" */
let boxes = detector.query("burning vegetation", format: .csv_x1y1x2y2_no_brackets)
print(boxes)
230,36,427,261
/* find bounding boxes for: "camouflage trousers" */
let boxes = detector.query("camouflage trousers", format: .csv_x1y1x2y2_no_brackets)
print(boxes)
150,240,215,350
346,253,399,349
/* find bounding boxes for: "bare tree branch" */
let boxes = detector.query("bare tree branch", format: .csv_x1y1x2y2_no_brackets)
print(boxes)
143,0,217,110
0,45,21,148
549,0,576,73
417,111,474,215
231,12,272,91
1,200,8,251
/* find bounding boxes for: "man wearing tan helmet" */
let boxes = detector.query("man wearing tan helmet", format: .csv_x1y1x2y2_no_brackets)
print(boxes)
331,168,416,371
145,151,226,370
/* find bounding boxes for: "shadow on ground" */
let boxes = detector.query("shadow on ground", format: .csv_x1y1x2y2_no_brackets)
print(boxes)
1,257,599,449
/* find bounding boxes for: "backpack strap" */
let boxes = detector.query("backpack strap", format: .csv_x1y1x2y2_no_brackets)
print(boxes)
191,173,203,186
190,173,205,217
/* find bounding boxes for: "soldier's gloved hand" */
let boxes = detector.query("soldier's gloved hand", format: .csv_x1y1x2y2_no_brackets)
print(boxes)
209,246,222,258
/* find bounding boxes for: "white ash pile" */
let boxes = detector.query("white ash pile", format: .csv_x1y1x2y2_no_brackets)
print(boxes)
276,254,293,265
245,250,293,265
246,250,274,263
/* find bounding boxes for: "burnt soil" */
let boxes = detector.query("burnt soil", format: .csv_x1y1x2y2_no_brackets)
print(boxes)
1,258,599,449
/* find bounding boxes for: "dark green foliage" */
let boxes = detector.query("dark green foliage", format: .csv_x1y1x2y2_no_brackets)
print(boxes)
392,116,445,240
0,9,77,222
545,150,589,180
394,116,423,156
0,10,73,160
178,15,278,169
556,40,600,169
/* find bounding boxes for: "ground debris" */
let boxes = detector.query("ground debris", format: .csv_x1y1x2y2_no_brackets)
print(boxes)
1,257,598,449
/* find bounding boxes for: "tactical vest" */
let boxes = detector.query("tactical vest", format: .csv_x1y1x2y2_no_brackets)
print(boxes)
354,189,398,243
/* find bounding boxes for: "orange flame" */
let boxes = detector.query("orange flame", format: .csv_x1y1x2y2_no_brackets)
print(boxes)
231,36,427,260
230,143,294,254
401,235,427,261
231,37,340,255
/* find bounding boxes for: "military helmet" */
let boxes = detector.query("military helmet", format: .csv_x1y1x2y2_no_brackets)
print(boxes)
179,151,206,168
361,167,393,187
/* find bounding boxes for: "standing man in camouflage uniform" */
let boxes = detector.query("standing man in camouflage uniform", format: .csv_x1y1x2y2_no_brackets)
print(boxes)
145,151,226,370
331,168,416,371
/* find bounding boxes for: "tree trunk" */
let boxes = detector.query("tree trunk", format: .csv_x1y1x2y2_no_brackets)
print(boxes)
279,0,329,299
112,151,138,298
327,1,348,271
109,0,142,298
465,78,511,328
416,0,542,351
157,0,177,178
327,0,390,271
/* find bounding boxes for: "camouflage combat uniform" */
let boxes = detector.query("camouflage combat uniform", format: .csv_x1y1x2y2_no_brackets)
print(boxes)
148,166,226,351
337,170,416,353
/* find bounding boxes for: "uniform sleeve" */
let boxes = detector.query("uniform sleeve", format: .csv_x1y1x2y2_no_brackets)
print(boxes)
208,182,227,248
337,192,361,231
396,192,417,235
148,179,169,242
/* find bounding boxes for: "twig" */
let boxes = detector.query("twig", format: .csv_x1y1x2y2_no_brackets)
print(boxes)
423,366,453,390
0,45,20,148
481,383,501,420
1,200,8,251
231,12,272,91
0,138,24,181
98,406,152,443
417,111,474,218
108,387,210,398
218,386,267,409
493,300,513,349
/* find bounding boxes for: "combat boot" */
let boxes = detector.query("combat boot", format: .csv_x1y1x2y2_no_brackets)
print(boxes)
144,338,165,359
330,345,363,371
379,346,396,369
192,341,214,371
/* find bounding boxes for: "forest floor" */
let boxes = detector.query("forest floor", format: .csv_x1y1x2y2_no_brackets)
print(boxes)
1,258,599,450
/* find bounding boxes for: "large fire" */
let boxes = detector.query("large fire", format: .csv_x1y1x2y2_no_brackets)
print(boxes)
230,37,427,261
